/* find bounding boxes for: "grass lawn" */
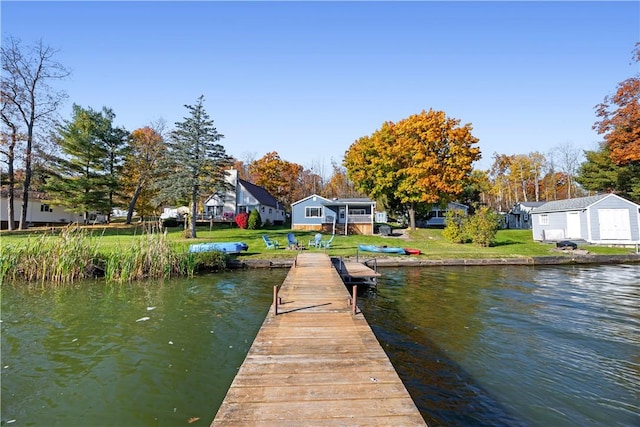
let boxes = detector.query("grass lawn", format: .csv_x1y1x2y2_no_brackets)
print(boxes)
1,223,634,260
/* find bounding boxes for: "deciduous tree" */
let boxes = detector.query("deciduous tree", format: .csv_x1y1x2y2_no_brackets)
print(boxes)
344,109,481,230
1,36,70,229
594,43,640,166
121,123,166,223
248,152,302,210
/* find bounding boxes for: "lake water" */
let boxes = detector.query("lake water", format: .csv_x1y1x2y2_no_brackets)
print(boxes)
2,264,639,426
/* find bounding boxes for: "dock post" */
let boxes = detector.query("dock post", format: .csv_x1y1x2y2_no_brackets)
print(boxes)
351,284,357,315
273,285,279,315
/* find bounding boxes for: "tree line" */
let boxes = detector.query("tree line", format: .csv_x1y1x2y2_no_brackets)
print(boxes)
2,37,639,234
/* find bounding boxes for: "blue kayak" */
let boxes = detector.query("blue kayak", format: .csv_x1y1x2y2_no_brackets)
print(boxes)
358,244,406,254
188,242,248,254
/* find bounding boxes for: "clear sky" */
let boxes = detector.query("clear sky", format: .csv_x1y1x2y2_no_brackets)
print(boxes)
2,1,639,172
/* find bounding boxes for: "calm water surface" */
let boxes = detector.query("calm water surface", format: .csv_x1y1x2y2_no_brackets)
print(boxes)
2,264,639,426
362,264,640,427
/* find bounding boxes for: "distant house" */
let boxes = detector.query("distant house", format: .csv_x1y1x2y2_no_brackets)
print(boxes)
0,190,84,229
504,201,546,229
417,202,469,228
204,169,286,225
530,194,640,244
291,194,376,235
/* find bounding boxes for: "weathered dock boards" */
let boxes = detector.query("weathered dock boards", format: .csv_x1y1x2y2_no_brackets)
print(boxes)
211,252,426,426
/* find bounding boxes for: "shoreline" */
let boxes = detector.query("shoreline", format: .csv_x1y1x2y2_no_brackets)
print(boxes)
228,253,640,269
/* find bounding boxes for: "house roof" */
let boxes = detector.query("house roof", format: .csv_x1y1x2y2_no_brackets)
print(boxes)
517,201,546,208
238,179,281,209
531,194,633,214
291,194,330,206
322,197,375,207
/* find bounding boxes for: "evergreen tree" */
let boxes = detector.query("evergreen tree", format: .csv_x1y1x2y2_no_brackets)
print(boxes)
97,108,129,222
576,143,640,202
155,96,231,238
46,105,120,222
248,208,262,230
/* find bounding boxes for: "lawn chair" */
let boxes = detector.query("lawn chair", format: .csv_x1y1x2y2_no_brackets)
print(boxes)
320,234,335,249
308,233,322,248
262,235,279,249
287,233,301,249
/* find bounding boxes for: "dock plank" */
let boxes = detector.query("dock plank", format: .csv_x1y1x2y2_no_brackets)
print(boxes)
211,252,426,426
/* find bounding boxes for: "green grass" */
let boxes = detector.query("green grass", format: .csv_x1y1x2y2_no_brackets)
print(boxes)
1,223,634,262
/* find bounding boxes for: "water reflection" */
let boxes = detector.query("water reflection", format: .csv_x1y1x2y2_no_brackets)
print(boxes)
2,265,639,426
360,264,640,427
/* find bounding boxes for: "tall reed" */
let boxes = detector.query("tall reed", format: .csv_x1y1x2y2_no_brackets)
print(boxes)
103,226,194,284
1,224,227,286
0,225,98,285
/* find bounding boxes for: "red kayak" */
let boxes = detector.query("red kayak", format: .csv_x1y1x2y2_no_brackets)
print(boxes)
404,248,421,255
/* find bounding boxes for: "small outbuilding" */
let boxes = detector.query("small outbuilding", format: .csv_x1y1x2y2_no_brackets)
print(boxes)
530,194,640,244
504,201,546,229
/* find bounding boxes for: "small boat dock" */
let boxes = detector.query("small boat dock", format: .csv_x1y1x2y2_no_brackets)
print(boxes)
211,252,425,426
333,257,381,285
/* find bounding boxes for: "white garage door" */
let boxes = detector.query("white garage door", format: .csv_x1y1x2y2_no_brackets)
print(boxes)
599,209,631,240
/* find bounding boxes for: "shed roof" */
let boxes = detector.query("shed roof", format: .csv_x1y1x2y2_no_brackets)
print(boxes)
531,194,619,213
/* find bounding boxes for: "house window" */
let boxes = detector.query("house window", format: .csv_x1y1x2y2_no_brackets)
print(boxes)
269,208,272,214
348,208,366,215
305,207,322,218
261,206,265,212
40,204,52,212
539,214,549,225
238,206,247,214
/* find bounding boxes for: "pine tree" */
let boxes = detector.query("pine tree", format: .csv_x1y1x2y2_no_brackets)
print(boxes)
46,105,120,222
155,96,231,238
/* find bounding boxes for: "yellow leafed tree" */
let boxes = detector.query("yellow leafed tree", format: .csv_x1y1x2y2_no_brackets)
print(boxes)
344,109,481,230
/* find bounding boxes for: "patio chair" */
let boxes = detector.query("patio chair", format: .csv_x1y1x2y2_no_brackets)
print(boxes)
287,233,300,249
262,235,279,249
308,233,322,248
320,234,335,249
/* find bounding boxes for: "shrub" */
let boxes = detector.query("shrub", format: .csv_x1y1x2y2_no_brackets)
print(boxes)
464,206,501,247
235,212,249,229
193,251,227,272
443,209,468,243
248,209,262,230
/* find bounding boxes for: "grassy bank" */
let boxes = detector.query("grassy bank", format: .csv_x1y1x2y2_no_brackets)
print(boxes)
1,223,635,285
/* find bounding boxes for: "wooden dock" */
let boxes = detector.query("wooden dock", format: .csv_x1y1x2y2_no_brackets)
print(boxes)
211,252,426,426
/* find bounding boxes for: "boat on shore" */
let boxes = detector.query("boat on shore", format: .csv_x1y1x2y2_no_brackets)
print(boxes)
188,242,248,254
404,248,421,255
358,244,406,254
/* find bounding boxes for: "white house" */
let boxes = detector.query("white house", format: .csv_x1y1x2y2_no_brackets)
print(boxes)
530,193,640,244
204,169,286,225
1,190,84,229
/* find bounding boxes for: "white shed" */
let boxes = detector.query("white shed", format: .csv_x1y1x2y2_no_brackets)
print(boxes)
530,194,640,244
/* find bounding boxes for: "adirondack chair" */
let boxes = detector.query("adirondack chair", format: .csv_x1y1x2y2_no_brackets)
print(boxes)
262,235,279,249
320,234,335,249
287,233,300,249
308,233,322,248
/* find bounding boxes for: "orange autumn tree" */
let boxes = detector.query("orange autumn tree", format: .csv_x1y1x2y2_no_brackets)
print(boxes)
121,125,166,223
344,109,481,230
248,151,303,210
594,43,640,166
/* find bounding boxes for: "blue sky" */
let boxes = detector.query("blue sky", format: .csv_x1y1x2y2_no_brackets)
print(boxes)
2,1,638,172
